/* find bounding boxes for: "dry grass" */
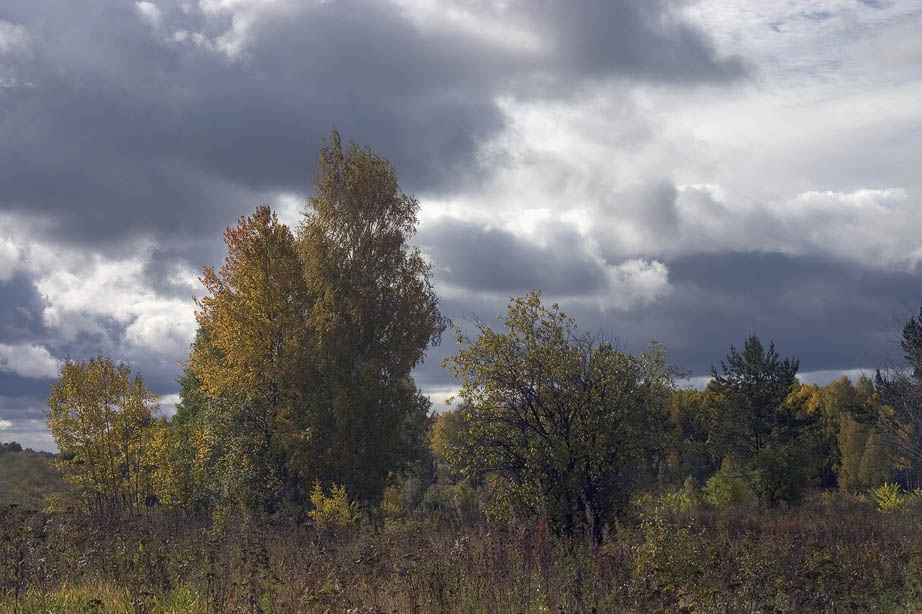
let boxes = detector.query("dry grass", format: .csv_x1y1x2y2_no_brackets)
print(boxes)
3,495,922,613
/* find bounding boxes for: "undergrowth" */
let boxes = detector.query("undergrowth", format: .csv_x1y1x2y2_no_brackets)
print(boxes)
3,495,922,613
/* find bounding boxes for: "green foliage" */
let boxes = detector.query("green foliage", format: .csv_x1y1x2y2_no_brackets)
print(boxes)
308,482,358,529
709,335,804,460
444,291,678,540
419,407,488,522
703,457,756,506
748,446,809,505
870,482,906,514
663,388,715,485
838,411,894,492
658,489,700,514
421,479,485,522
706,336,816,505
298,131,447,504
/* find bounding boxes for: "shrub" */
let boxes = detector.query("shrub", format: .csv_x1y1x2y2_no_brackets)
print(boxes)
658,490,699,514
749,446,809,505
703,457,756,505
308,482,358,529
871,482,908,514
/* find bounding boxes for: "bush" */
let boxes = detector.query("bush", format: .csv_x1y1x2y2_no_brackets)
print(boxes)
657,489,700,514
749,447,809,505
308,482,358,529
871,482,910,514
703,457,756,505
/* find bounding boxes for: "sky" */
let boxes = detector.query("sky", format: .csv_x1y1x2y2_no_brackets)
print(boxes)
1,0,920,451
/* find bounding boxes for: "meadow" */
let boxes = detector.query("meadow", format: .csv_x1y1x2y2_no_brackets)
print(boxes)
4,494,922,614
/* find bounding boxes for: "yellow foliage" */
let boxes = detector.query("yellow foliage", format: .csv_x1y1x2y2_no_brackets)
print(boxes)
45,356,161,513
308,482,358,529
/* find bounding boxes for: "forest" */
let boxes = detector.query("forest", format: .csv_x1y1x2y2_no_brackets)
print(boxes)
5,133,922,613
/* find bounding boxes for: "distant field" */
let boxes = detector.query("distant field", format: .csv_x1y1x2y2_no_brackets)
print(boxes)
0,447,67,511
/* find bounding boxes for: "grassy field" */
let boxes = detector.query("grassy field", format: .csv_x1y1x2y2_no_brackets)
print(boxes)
3,495,922,613
0,448,67,511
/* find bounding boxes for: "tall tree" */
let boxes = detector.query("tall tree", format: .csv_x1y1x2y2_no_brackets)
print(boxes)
46,356,160,514
708,335,802,459
187,206,311,509
836,381,893,493
707,335,812,504
298,131,446,503
445,292,677,541
789,375,893,491
875,305,922,487
664,388,715,485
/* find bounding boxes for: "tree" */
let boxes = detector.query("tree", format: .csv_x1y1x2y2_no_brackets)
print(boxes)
298,131,447,503
444,292,677,540
182,134,445,509
874,305,922,487
790,376,894,492
664,388,715,486
45,356,160,514
708,335,803,459
707,335,812,504
186,206,312,510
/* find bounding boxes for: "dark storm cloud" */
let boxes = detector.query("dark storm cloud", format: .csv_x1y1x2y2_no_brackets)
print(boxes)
141,247,205,300
0,0,747,446
419,219,608,295
0,394,48,424
0,372,53,400
517,0,748,86
0,0,744,255
0,0,500,253
651,251,920,375
413,251,922,398
0,274,47,343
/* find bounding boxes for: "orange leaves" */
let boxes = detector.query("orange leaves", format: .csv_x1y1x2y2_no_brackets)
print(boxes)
189,205,310,408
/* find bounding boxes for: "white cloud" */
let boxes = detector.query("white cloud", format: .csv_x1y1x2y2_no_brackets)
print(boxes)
0,20,31,88
0,21,30,54
408,0,921,281
32,246,197,357
0,236,21,281
158,393,180,418
192,0,291,59
272,192,304,229
135,2,163,29
774,188,922,267
389,0,545,56
123,299,198,358
424,386,459,414
0,344,60,379
0,418,57,452
605,259,671,309
0,223,201,363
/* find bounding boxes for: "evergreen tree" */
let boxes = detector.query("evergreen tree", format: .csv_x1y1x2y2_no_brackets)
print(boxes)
707,335,812,504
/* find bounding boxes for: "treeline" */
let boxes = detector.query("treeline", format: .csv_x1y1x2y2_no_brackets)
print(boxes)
40,133,922,541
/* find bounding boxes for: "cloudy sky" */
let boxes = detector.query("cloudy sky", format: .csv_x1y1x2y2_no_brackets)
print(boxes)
1,0,920,450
